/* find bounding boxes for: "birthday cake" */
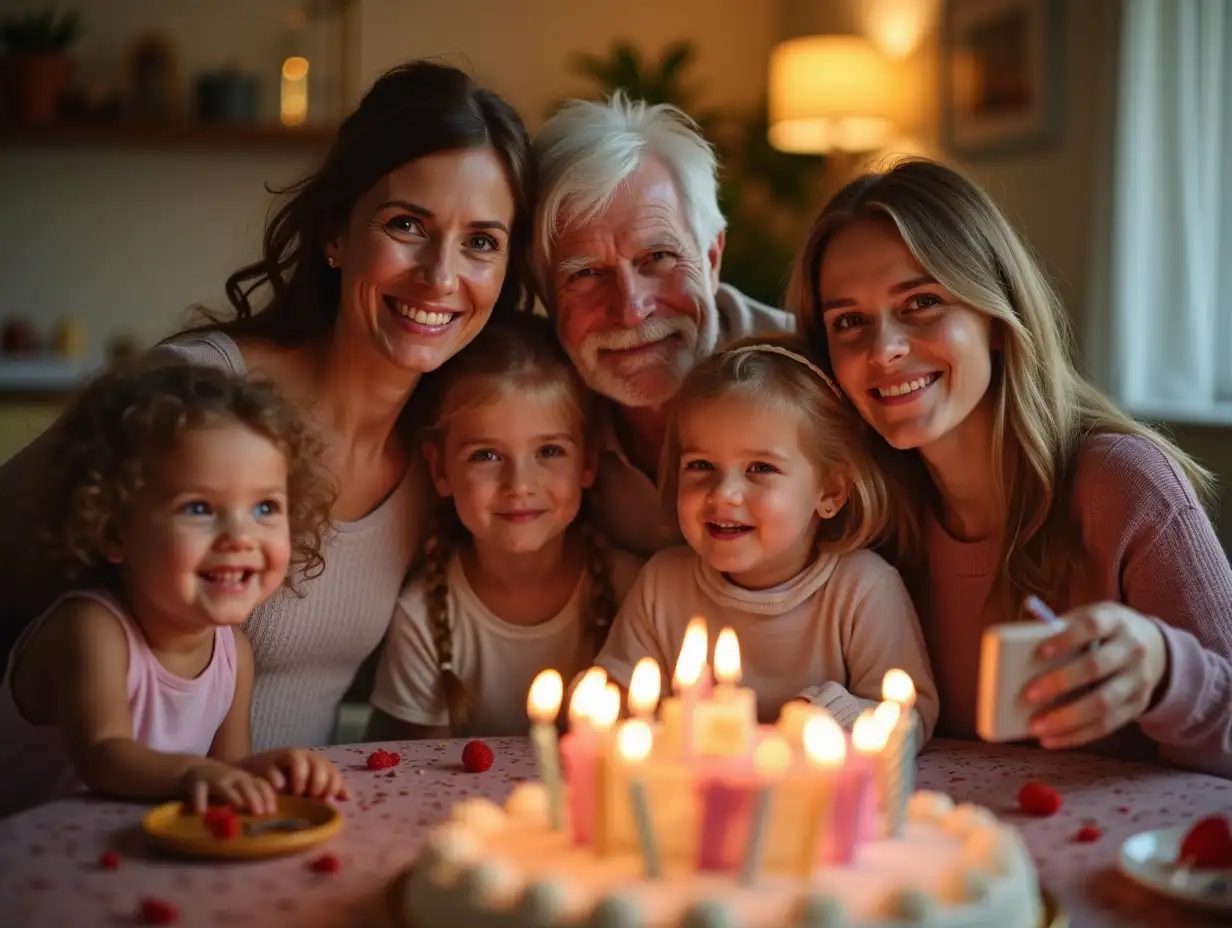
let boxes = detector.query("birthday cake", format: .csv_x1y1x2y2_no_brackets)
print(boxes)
394,622,1045,928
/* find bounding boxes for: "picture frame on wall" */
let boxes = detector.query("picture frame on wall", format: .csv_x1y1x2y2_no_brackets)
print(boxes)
941,0,1062,157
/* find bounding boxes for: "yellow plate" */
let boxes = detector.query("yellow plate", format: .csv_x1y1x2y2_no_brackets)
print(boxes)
142,795,342,860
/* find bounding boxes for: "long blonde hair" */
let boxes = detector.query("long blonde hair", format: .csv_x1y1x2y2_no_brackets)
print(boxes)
659,334,892,556
786,157,1214,606
416,312,617,733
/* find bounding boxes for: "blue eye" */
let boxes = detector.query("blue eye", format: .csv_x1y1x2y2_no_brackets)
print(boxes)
179,500,211,516
254,500,281,517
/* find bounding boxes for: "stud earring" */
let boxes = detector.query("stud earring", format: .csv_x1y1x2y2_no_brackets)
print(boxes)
820,502,836,518
326,256,337,268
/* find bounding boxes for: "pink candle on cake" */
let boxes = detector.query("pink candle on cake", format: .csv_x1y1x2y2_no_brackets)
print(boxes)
558,667,608,844
849,708,892,847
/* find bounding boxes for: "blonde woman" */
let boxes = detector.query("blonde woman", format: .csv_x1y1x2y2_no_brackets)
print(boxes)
789,158,1232,776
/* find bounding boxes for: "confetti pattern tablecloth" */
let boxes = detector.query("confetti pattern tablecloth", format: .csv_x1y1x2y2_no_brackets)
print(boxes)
1,737,1230,927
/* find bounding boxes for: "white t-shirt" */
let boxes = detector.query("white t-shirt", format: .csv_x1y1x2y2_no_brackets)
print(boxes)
371,549,644,736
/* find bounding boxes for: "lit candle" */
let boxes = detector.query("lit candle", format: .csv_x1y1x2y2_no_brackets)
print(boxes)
777,700,823,749
880,670,917,838
692,627,758,758
528,670,565,830
559,671,606,844
740,734,792,884
570,666,608,731
592,681,623,854
660,618,708,757
874,701,909,837
616,720,660,878
852,708,892,843
797,713,847,877
628,657,662,722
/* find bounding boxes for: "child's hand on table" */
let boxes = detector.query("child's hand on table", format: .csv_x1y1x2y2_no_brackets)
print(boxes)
182,760,279,815
238,748,350,803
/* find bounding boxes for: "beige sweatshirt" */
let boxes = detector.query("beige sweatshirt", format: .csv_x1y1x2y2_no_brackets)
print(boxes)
596,546,940,741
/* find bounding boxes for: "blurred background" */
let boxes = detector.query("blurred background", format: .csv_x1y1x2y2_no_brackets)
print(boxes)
0,0,1229,547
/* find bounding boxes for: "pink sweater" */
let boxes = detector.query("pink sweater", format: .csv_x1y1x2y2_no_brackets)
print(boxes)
920,432,1232,777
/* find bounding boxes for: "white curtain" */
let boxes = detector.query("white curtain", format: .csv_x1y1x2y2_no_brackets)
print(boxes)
1107,0,1232,415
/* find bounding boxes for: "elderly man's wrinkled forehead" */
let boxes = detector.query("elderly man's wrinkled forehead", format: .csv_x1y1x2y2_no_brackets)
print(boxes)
551,160,699,263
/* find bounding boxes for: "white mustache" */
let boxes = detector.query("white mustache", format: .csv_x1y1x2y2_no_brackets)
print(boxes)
582,317,693,356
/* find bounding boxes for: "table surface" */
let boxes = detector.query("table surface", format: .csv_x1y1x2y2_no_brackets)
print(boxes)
1,737,1230,927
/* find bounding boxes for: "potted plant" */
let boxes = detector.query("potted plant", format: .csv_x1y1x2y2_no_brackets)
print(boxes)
2,7,83,126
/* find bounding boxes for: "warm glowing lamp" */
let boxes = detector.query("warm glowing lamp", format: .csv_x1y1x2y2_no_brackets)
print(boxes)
767,34,894,153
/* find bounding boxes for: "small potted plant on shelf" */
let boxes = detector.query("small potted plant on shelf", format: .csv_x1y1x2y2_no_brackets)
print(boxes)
1,7,83,126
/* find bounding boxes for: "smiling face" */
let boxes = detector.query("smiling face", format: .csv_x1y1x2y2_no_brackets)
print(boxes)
326,146,516,374
108,423,293,632
424,386,596,558
674,392,845,590
551,158,723,408
819,219,997,453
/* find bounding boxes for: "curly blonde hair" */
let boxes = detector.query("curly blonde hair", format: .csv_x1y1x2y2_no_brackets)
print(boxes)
786,157,1214,608
41,360,334,592
659,333,892,556
415,312,618,733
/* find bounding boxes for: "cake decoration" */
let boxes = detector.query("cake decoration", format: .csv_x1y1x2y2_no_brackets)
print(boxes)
397,617,1046,928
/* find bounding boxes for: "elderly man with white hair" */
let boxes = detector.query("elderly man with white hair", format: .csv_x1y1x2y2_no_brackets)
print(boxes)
534,93,795,557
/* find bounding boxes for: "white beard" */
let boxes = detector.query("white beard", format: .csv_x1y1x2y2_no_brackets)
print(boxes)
571,295,720,408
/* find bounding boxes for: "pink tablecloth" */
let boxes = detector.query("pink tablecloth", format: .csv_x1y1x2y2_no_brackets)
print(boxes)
1,737,1230,927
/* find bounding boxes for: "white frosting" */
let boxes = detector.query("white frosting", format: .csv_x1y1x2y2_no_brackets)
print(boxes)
398,790,1043,928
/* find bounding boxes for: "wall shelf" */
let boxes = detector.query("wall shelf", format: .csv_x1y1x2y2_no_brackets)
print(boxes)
0,122,337,152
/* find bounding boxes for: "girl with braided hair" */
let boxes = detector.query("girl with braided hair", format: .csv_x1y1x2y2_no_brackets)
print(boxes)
367,313,643,738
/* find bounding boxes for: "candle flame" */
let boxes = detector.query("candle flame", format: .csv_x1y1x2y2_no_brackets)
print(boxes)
852,708,891,753
616,719,653,763
802,713,846,767
591,682,621,732
713,627,741,686
568,667,607,724
882,669,915,706
873,700,902,732
628,657,662,719
673,617,708,688
527,669,563,723
754,735,793,775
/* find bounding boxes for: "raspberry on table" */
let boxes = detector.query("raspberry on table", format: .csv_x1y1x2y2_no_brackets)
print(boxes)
366,749,401,771
1074,824,1102,843
461,740,494,773
1017,781,1062,816
308,852,341,873
138,897,179,925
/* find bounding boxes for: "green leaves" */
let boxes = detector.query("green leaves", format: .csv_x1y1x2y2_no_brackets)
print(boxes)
1,7,84,53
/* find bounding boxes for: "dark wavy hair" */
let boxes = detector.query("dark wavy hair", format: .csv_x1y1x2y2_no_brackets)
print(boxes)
193,60,535,344
39,361,335,593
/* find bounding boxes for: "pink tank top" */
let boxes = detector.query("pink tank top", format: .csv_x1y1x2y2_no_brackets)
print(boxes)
0,591,238,817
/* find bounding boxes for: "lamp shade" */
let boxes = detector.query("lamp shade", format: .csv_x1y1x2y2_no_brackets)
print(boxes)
768,35,894,154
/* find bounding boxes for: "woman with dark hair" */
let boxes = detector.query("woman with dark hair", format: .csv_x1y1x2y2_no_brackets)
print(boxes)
0,61,534,751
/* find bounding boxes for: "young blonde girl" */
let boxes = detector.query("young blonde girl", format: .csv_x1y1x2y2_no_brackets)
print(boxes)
595,335,939,737
0,362,346,817
367,313,643,738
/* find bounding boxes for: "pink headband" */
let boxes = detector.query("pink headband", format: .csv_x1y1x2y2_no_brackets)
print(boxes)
724,343,845,400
